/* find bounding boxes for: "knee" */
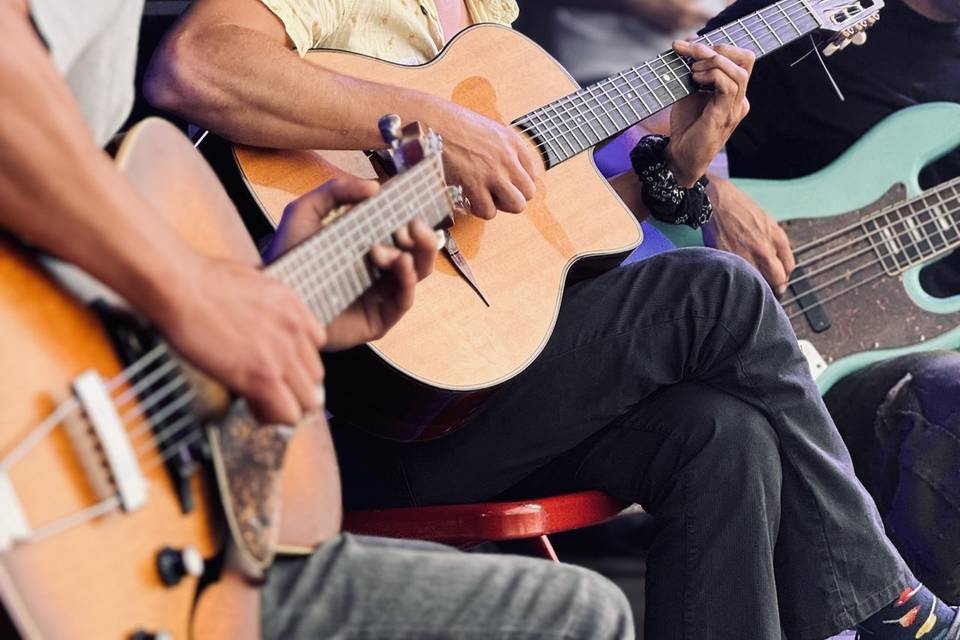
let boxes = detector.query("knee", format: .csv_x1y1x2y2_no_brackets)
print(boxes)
560,565,634,640
668,385,782,481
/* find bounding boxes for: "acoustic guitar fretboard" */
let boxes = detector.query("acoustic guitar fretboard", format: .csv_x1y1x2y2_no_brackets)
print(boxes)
515,0,821,168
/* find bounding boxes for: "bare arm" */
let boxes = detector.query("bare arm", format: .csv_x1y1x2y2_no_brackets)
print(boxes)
0,0,325,425
144,0,443,151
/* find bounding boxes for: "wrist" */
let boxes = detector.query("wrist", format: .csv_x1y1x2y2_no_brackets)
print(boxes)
663,141,700,188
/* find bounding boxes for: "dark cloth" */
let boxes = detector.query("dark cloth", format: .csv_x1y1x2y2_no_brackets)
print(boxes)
334,248,913,639
704,1,960,600
825,352,960,605
706,0,960,297
705,0,960,186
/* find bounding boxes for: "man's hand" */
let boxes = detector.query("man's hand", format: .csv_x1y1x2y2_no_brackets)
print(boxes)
266,178,438,350
154,255,326,427
703,178,795,295
666,41,754,187
424,98,542,220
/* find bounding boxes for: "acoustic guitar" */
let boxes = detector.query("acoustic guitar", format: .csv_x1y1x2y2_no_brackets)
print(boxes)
225,0,885,441
0,117,453,639
654,102,960,393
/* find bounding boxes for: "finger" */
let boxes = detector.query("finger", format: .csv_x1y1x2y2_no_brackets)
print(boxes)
394,224,413,250
491,180,527,214
296,325,324,383
692,69,739,109
251,381,302,426
673,39,717,62
407,219,438,279
691,55,748,95
516,138,545,183
370,246,417,318
772,226,796,277
296,178,381,218
712,44,756,74
509,154,537,201
283,356,321,416
467,185,498,220
297,299,327,349
756,253,788,297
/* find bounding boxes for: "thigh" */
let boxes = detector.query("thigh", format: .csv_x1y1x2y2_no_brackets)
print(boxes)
261,534,632,640
338,248,772,507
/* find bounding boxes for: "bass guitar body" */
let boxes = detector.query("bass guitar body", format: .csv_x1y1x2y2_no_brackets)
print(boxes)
233,25,642,440
656,102,960,393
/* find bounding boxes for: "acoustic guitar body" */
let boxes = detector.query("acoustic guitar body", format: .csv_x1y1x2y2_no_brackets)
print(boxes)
233,25,642,440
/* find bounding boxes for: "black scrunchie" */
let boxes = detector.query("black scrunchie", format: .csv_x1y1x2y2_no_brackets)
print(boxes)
630,135,713,229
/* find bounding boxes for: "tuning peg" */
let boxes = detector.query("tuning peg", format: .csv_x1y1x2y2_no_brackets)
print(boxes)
823,36,851,57
378,114,403,146
851,32,868,45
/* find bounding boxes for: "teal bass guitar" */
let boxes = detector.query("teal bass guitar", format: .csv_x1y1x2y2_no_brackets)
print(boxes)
656,102,960,393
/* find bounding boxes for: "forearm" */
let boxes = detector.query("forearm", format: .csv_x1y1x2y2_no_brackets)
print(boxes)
145,9,442,150
0,3,191,321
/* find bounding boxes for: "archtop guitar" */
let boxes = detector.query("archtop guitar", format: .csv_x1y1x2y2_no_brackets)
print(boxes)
0,117,453,639
226,0,884,441
655,102,960,393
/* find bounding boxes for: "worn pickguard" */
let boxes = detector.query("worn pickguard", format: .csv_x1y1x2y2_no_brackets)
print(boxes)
783,184,960,365
207,400,295,580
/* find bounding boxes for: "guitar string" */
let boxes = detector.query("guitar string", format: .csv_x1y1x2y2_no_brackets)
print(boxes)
523,0,813,156
524,2,811,154
4,157,452,506
791,176,960,256
779,195,960,311
782,189,960,293
525,12,807,158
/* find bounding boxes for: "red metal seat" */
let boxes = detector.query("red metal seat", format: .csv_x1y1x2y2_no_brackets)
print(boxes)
343,490,630,562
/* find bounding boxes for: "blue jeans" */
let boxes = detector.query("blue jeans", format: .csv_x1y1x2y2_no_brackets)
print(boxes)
826,351,960,605
260,534,633,639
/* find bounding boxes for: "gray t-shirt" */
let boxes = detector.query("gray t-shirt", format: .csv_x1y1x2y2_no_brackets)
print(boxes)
29,0,144,147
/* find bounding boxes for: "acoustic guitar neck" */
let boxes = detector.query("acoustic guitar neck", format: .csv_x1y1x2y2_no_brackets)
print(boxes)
515,0,825,168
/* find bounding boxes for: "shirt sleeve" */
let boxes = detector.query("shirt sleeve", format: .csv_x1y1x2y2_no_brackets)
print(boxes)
259,0,347,56
701,0,774,33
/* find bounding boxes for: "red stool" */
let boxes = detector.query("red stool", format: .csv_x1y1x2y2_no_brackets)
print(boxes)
343,490,630,562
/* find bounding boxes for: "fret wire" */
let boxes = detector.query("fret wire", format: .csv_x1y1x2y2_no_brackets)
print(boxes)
541,102,578,158
737,17,765,54
280,157,445,311
934,189,960,245
555,95,601,148
928,191,955,248
583,84,617,136
911,199,939,255
757,10,784,46
632,66,664,109
527,108,560,161
776,2,802,37
517,0,816,163
608,73,645,121
647,59,678,102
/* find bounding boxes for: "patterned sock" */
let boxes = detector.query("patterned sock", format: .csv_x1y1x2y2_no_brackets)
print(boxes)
858,584,957,639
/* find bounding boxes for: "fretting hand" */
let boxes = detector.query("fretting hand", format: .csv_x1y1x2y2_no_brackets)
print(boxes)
266,178,438,351
666,41,755,187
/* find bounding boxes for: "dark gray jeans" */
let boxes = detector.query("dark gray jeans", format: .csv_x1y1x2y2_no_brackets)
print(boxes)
334,248,914,639
261,534,633,639
826,351,960,605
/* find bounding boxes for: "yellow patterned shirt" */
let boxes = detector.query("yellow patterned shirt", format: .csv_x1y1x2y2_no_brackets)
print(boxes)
260,0,518,62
